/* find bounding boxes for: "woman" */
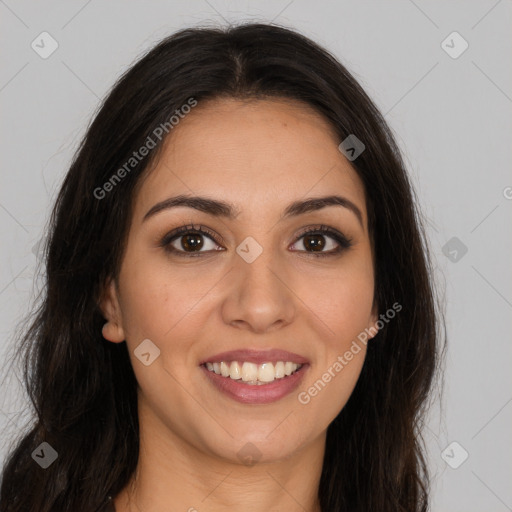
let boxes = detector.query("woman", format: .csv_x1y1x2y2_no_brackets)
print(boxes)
0,23,444,512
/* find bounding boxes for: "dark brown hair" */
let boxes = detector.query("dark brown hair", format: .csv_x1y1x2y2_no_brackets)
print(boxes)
0,22,444,512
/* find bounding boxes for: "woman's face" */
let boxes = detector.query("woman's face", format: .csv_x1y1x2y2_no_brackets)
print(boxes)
102,97,378,464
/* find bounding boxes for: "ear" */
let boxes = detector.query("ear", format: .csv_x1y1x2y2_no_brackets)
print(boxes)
367,299,379,340
98,278,125,343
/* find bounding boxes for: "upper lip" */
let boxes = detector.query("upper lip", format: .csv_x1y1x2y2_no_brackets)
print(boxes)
199,349,309,366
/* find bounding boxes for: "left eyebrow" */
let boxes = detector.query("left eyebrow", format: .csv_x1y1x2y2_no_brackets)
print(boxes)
281,195,363,228
142,194,364,228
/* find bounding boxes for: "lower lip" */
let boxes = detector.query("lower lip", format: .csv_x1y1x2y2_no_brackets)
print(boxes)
200,364,309,404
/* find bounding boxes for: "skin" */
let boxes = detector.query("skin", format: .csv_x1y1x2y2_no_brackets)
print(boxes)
100,97,378,512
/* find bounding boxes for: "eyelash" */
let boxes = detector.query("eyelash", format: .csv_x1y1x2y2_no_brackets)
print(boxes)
159,223,353,258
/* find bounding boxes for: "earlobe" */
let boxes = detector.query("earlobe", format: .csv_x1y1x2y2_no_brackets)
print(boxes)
99,278,125,343
102,321,125,343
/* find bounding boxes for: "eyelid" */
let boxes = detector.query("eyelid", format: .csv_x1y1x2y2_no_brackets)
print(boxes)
293,225,352,246
159,223,222,246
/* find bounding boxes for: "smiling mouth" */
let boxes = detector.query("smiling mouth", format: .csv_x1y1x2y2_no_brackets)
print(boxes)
202,360,304,385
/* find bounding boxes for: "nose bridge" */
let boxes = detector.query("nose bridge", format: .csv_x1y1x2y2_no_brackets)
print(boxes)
222,233,295,332
235,233,283,294
245,240,275,276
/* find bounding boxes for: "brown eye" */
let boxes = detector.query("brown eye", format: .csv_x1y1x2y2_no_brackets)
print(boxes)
169,231,220,254
160,224,223,257
301,233,328,252
290,226,353,257
176,233,205,252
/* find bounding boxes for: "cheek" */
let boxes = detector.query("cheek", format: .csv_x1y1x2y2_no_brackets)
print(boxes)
331,282,374,341
294,254,374,410
299,258,375,345
117,255,219,343
296,279,371,429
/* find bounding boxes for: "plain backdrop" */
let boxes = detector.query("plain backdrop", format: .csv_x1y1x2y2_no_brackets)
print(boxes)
1,1,511,511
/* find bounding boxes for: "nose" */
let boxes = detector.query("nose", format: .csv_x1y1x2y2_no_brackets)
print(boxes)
220,243,296,334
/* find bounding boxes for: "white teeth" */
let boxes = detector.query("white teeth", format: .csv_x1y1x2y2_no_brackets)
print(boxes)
258,362,275,382
229,361,242,380
204,360,303,383
220,361,230,377
274,361,285,378
241,362,258,382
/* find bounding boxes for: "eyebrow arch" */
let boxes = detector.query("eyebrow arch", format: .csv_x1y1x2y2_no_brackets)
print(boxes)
143,194,364,228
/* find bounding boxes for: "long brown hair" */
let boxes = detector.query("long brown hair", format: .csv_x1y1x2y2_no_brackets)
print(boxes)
0,23,444,512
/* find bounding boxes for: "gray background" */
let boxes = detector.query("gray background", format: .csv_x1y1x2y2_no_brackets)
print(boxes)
1,1,511,511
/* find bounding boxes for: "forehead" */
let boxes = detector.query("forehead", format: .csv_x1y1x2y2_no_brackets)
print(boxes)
133,97,367,225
